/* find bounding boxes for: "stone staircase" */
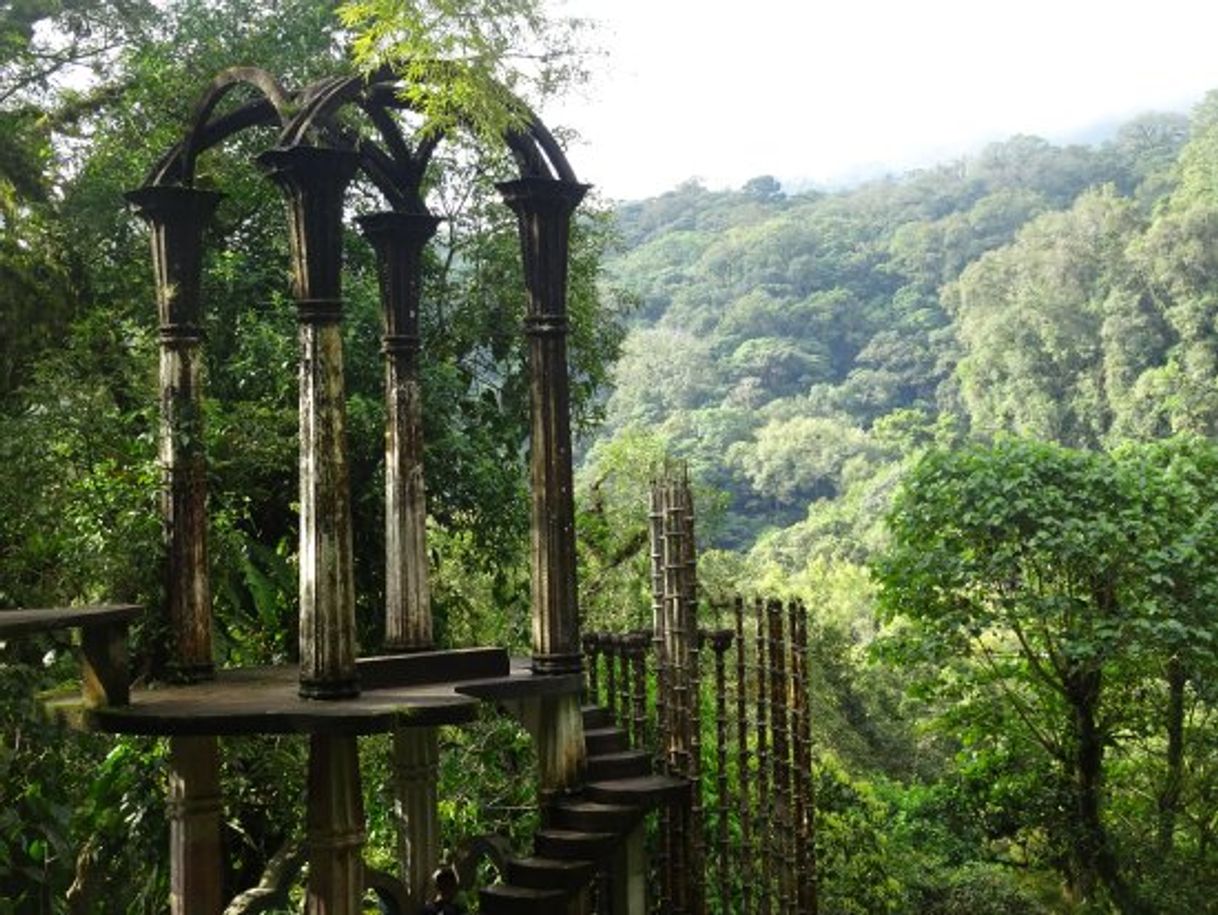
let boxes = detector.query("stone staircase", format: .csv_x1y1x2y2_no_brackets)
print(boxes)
478,704,688,914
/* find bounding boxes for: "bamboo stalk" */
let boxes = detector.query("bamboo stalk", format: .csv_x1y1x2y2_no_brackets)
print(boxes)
735,596,753,915
756,597,772,915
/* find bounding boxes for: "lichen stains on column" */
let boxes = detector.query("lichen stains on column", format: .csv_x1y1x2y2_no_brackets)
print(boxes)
258,146,360,700
358,212,440,654
126,185,221,683
306,733,366,915
497,177,588,676
392,725,440,911
167,736,223,915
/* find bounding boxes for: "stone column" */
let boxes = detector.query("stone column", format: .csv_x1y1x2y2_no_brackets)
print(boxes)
357,212,440,652
608,819,647,915
306,734,366,915
167,736,224,915
496,178,588,675
258,146,360,699
128,185,224,915
392,726,440,911
126,184,220,682
503,691,586,810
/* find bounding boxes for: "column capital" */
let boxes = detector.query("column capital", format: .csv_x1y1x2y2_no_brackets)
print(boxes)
126,185,221,332
357,210,441,251
126,184,223,227
257,146,359,303
496,177,589,217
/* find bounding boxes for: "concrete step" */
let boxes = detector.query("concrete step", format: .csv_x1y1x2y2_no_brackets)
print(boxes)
534,827,618,861
479,883,568,915
581,704,614,729
585,774,690,808
583,726,628,755
586,748,652,781
550,798,641,834
505,855,596,892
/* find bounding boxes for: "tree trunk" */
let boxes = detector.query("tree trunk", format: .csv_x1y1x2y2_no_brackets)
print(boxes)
1157,656,1186,854
1066,666,1148,915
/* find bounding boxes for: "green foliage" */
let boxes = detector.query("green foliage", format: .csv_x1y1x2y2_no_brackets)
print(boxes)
338,0,592,140
875,437,1218,911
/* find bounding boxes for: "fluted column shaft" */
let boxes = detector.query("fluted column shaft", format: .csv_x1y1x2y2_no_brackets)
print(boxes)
392,726,440,911
127,185,220,681
358,212,440,652
497,178,588,675
306,734,366,915
129,185,223,915
258,146,360,699
167,736,223,915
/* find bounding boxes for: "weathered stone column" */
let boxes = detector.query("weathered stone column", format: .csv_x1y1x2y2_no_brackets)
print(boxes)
167,736,224,915
306,734,366,915
357,212,440,652
608,819,647,915
391,726,440,911
126,184,220,682
128,185,224,915
258,146,360,699
503,691,586,810
496,178,588,675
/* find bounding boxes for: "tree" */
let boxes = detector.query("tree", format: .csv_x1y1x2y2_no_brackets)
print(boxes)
876,439,1177,912
338,0,593,139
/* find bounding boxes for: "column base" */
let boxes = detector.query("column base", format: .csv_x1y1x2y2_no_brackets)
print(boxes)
299,677,361,700
531,652,583,675
381,642,436,655
166,661,215,684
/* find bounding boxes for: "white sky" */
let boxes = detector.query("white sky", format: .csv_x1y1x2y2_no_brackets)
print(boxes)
546,0,1218,200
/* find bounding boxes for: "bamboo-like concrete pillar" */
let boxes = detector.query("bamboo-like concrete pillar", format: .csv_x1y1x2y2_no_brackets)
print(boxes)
756,598,772,915
258,146,360,699
648,486,671,911
628,632,649,750
497,177,588,675
734,596,753,915
392,726,440,911
167,736,223,915
681,487,704,915
128,185,224,915
793,601,818,915
768,599,792,914
306,734,366,915
358,211,440,652
708,628,734,914
126,184,220,682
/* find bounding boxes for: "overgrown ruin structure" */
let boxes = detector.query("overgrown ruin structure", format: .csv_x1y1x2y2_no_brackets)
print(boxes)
2,63,822,915
0,65,685,914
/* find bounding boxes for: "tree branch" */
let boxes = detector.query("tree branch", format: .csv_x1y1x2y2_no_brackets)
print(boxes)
222,838,306,915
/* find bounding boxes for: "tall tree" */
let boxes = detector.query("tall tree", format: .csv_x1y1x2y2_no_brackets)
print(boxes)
877,439,1171,912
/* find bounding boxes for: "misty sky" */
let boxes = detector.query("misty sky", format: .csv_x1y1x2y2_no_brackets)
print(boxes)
548,0,1218,200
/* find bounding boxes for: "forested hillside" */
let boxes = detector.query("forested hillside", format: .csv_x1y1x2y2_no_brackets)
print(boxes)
576,101,1218,913
591,112,1214,556
3,0,1218,906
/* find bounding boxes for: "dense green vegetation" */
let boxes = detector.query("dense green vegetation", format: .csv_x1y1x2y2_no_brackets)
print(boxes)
579,93,1218,913
0,0,615,909
4,0,1218,910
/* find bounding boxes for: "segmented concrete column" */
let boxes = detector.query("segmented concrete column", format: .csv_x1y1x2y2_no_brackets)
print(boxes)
358,212,440,652
497,178,588,675
167,736,223,915
258,146,360,699
130,186,224,915
392,726,440,911
306,734,366,915
126,185,220,682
